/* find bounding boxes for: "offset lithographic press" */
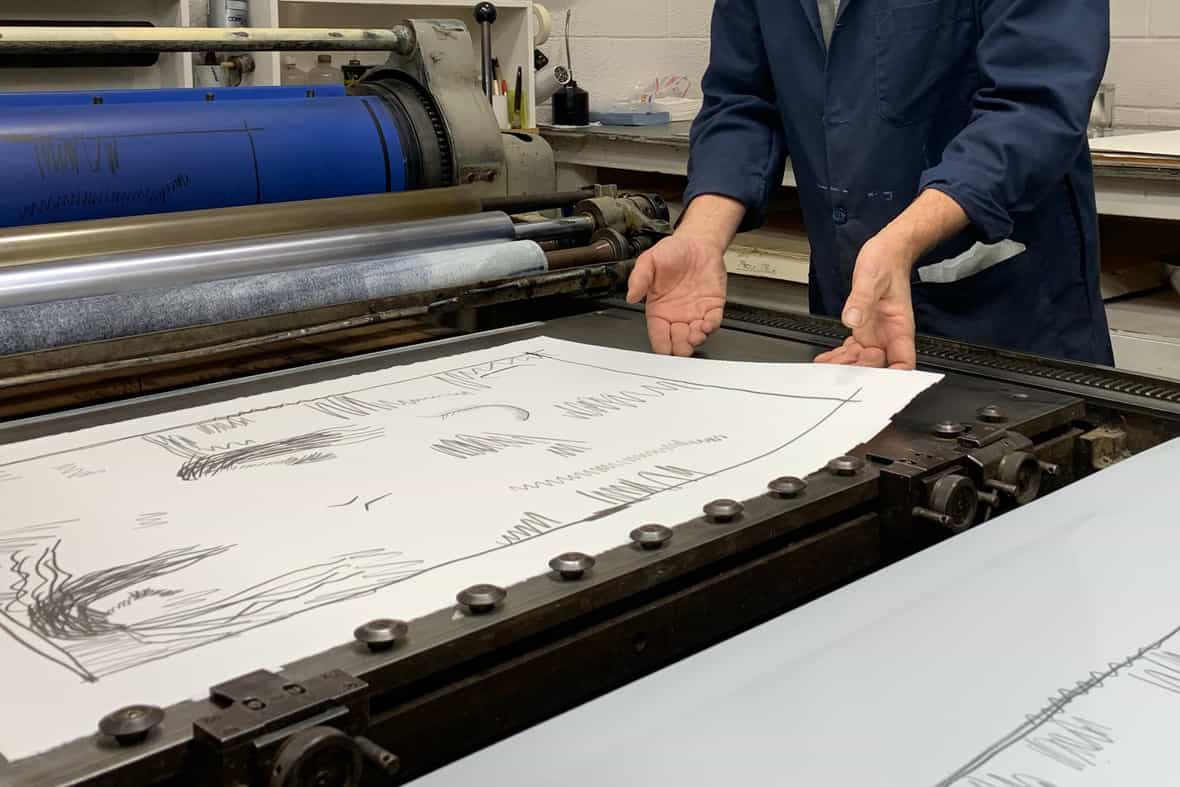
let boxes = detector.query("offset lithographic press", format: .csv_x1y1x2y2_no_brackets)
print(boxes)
0,15,1177,787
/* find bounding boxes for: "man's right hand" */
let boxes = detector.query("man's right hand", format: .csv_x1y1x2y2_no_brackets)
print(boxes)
626,235,727,356
625,195,745,356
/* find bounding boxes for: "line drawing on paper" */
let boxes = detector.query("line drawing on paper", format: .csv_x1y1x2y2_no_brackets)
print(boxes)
937,619,1180,786
144,425,384,481
0,540,424,683
0,345,869,687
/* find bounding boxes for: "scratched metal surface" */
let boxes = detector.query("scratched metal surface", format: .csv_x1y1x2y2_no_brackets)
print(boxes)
413,434,1180,786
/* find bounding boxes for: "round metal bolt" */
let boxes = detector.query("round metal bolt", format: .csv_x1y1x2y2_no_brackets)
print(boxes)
354,618,409,653
927,474,980,532
456,584,506,615
932,420,966,439
630,524,672,550
995,451,1043,505
98,704,164,746
1010,392,1031,401
977,405,1006,423
768,476,807,498
243,697,266,711
549,552,595,580
827,455,865,476
703,499,744,523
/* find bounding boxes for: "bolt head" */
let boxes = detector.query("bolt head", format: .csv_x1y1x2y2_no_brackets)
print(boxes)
767,476,807,498
99,704,164,745
549,552,595,579
630,524,672,549
354,618,408,651
977,405,1006,423
457,583,506,614
932,420,966,438
827,455,865,476
703,498,744,522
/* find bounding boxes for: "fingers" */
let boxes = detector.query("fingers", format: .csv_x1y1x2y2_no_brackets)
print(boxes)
816,338,863,365
842,256,885,331
647,315,673,355
688,321,708,348
702,307,724,335
626,251,655,304
887,336,917,370
670,322,694,357
855,347,887,368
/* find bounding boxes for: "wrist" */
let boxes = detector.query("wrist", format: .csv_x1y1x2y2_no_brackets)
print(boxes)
674,224,730,257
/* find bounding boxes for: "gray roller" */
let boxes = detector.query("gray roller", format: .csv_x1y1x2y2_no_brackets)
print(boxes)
0,212,517,309
0,241,547,355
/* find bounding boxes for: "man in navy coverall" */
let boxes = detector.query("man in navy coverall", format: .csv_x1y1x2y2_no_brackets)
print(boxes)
627,0,1114,369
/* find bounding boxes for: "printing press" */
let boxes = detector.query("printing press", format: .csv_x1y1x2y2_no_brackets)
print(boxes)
2,17,1180,787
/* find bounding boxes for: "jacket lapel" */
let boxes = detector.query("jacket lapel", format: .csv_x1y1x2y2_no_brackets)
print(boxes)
797,0,826,53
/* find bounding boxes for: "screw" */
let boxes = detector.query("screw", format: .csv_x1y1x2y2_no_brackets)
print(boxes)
630,524,672,550
549,552,595,580
767,476,807,498
932,420,965,439
354,618,409,652
1010,392,1030,401
98,704,164,746
456,584,506,615
703,499,744,523
977,405,1006,423
827,456,864,476
243,697,266,711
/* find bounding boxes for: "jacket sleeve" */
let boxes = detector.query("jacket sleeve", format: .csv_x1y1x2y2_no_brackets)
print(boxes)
684,0,788,233
919,0,1109,243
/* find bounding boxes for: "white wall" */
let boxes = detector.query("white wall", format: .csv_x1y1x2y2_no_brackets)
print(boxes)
536,0,712,109
1108,0,1180,127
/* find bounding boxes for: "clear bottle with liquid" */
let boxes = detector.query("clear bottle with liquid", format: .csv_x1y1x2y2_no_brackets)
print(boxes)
307,55,343,86
280,55,308,86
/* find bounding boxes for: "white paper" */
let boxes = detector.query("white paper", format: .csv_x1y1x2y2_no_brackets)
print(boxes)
0,336,939,760
1090,129,1180,157
413,420,1180,787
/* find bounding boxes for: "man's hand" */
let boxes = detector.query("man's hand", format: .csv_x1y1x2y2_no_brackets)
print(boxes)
627,235,727,356
815,233,917,369
627,195,745,356
816,189,969,370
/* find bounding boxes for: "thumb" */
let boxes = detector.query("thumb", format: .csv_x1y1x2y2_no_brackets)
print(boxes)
627,249,656,304
842,259,886,330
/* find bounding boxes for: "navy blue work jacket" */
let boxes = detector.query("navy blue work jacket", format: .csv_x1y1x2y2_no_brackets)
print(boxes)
686,0,1115,364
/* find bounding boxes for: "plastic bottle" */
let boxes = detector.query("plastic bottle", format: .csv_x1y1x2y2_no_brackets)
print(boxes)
307,55,343,86
280,55,308,86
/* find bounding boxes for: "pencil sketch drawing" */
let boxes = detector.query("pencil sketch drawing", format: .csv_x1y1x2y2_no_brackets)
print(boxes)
0,337,939,760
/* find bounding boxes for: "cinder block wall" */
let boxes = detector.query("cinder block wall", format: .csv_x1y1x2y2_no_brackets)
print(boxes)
536,0,712,108
186,0,1177,130
1108,0,1180,127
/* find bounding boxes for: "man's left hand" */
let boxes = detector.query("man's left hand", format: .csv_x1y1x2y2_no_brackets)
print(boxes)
814,231,918,370
815,189,969,371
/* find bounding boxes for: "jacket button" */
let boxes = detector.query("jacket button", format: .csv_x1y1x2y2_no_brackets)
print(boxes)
832,207,848,225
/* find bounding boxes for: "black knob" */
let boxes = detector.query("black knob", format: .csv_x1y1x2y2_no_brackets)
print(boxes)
354,618,408,652
768,476,807,498
630,524,673,550
98,704,164,746
474,2,498,24
927,474,979,532
703,499,744,523
827,455,865,476
457,583,506,614
549,552,595,580
994,451,1043,505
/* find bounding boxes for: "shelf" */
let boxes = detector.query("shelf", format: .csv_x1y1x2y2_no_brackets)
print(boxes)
279,0,532,7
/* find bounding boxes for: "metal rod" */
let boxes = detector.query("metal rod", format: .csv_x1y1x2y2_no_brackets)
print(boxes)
0,262,632,390
0,213,517,310
481,189,593,214
545,240,617,270
512,215,596,243
0,187,484,268
0,26,415,54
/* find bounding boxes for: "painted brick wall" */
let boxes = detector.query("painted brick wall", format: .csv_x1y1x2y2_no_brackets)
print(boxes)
1108,0,1180,127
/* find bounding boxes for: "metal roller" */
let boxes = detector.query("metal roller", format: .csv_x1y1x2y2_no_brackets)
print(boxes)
0,212,518,309
0,187,486,267
0,241,548,355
